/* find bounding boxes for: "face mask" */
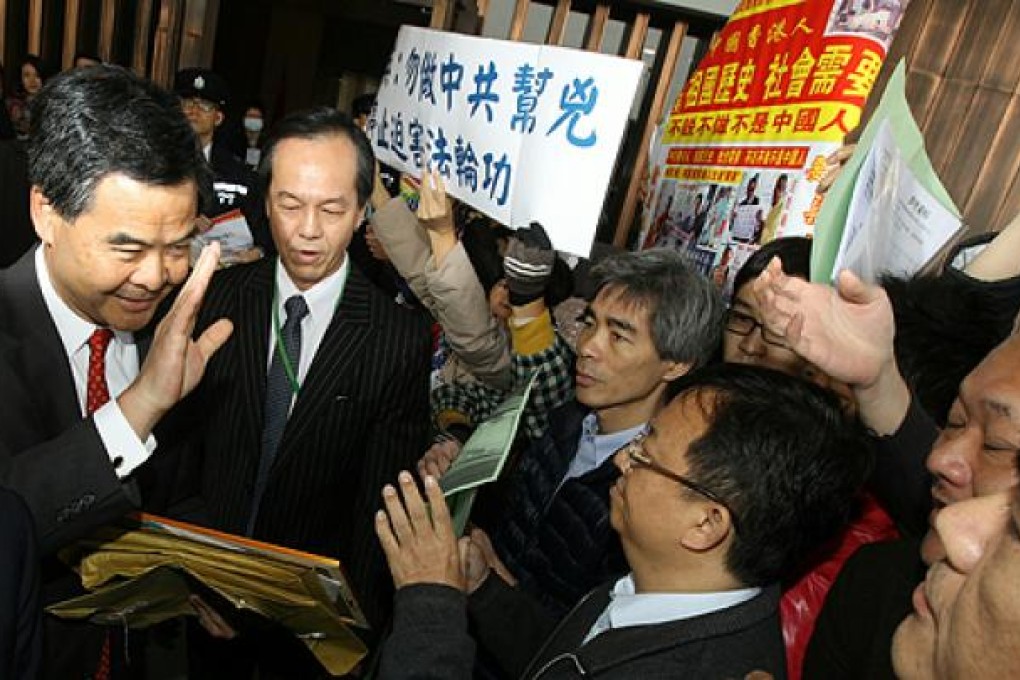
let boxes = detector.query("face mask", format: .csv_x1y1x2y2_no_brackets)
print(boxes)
243,117,264,133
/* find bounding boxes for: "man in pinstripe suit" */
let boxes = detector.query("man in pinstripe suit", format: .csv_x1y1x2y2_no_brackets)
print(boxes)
178,107,431,676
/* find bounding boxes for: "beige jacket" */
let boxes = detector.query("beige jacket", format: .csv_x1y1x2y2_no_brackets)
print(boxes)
370,197,511,390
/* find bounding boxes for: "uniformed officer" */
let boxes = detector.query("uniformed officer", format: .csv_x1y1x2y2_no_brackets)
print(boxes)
174,68,273,256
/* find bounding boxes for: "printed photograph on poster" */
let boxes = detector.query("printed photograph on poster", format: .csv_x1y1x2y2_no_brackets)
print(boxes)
729,171,796,247
699,185,737,250
646,181,736,253
826,1,909,46
709,242,757,301
644,182,714,251
641,179,679,249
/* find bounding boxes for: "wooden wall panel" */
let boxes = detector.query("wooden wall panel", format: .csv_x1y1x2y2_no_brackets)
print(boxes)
913,3,976,126
614,20,688,247
62,0,82,69
27,0,43,54
99,0,116,62
856,0,1020,235
132,0,153,76
545,0,570,46
508,0,529,41
584,3,609,52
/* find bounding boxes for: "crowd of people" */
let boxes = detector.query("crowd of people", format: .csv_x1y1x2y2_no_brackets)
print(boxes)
0,55,1018,680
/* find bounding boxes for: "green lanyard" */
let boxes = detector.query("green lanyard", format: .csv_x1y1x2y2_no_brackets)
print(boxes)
271,292,302,395
271,267,348,396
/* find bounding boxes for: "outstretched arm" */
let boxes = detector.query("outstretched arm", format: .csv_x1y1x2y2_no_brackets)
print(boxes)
753,258,910,435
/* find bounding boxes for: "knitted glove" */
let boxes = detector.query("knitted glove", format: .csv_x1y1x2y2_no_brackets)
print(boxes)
503,222,555,306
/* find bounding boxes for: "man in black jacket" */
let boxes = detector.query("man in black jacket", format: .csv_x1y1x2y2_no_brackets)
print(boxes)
375,365,870,679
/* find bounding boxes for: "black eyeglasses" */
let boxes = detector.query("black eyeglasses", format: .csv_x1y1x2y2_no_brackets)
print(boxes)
725,309,789,349
622,431,739,534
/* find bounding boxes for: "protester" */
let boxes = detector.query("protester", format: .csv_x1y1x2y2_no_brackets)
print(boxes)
753,226,1020,679
722,237,896,679
435,249,723,627
240,103,266,168
376,364,871,679
891,489,1020,679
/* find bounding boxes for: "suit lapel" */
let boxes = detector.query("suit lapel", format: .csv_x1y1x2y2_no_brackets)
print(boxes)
276,264,374,460
1,249,81,428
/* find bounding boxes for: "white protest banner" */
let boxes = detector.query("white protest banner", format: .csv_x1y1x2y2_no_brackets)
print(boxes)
368,26,644,257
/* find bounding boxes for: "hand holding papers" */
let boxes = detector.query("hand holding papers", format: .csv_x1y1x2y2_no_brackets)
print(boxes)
49,514,369,676
813,62,963,284
439,372,539,536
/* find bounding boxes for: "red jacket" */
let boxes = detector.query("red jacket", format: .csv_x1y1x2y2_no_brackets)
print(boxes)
780,493,898,680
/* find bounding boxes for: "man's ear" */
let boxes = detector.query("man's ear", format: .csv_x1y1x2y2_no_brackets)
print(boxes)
662,360,692,383
214,110,225,128
679,503,732,553
30,186,59,245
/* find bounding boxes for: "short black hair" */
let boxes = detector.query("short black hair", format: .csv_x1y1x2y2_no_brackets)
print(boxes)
731,236,811,298
257,106,374,208
590,249,724,369
28,65,205,221
72,52,101,66
672,363,871,586
352,93,376,118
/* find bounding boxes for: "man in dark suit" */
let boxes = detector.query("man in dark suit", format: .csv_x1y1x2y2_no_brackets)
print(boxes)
174,67,272,256
181,107,430,673
0,65,233,678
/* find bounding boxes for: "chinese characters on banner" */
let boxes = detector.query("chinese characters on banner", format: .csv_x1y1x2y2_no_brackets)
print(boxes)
370,26,643,257
636,0,910,295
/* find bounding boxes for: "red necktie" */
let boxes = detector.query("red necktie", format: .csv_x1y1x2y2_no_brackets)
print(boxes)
87,328,114,679
86,329,114,415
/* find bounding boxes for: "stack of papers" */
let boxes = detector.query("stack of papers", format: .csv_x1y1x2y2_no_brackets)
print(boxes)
49,514,368,676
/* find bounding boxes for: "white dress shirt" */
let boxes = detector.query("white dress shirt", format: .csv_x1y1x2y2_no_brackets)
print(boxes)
583,573,761,643
268,258,350,410
35,247,155,477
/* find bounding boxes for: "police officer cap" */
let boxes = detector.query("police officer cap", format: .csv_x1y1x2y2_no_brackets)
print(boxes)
174,68,230,109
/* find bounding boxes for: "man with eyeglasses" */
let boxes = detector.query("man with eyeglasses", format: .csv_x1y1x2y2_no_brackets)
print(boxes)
458,249,724,624
374,364,870,679
174,68,272,257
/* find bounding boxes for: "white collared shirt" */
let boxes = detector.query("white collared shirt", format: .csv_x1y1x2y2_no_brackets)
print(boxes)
268,257,350,410
35,247,155,477
583,573,761,643
562,413,645,483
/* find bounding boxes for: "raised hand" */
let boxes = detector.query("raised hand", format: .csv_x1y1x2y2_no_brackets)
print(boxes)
504,222,556,306
416,168,455,234
375,472,467,590
754,258,910,433
753,258,894,389
119,242,234,439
